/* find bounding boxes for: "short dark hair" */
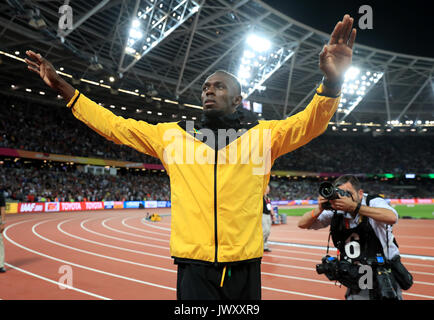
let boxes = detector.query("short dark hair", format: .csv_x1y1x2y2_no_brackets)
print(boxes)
212,70,242,96
333,174,361,192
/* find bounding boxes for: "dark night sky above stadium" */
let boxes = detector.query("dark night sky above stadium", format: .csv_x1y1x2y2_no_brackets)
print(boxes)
262,0,433,58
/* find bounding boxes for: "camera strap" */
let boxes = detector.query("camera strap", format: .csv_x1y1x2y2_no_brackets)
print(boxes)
327,210,339,257
386,224,391,262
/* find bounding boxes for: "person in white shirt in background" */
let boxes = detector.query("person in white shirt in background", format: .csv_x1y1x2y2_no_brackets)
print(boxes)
298,174,402,300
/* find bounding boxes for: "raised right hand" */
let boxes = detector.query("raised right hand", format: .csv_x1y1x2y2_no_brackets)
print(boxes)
25,50,62,90
25,50,76,102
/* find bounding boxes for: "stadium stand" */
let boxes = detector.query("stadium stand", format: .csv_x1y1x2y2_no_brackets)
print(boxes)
1,94,432,202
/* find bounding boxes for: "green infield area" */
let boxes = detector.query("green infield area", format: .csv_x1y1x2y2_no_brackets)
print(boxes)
278,204,434,219
391,204,434,219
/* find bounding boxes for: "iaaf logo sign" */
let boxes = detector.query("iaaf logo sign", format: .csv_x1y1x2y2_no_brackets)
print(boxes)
19,203,44,213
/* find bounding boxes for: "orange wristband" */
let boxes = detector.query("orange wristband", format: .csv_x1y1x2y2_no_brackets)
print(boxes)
311,210,316,219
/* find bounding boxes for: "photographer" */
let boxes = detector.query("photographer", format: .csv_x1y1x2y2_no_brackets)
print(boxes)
298,175,412,300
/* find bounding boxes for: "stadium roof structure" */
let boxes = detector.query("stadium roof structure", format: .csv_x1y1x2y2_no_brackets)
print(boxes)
0,0,433,132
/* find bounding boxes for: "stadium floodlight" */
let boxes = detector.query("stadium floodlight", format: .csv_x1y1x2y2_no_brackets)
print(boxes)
338,66,383,121
119,0,200,73
246,34,271,52
236,32,294,99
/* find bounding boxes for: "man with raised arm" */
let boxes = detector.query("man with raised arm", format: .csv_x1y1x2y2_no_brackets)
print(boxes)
25,15,356,300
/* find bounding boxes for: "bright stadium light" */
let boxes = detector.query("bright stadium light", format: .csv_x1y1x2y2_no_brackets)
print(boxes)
120,0,200,73
246,34,271,53
236,32,294,98
338,66,383,121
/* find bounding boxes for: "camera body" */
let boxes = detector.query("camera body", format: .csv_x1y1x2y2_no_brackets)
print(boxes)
316,254,400,299
316,255,361,290
319,181,352,210
316,255,339,280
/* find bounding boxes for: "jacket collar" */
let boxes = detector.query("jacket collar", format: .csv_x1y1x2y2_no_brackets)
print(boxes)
200,106,258,131
176,106,260,150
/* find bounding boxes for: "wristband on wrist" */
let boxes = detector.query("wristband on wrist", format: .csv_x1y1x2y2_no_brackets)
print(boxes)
322,76,344,90
311,210,317,219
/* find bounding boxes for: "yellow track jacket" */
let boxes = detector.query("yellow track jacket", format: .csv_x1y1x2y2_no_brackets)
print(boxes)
67,84,340,264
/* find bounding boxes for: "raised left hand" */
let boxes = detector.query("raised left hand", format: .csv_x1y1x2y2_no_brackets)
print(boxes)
319,14,357,83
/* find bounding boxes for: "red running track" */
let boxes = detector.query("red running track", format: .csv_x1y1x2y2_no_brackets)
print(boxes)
0,209,433,300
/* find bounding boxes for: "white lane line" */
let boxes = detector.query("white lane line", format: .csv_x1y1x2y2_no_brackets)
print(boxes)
140,219,171,232
33,219,176,273
267,244,434,270
6,214,434,297
262,261,314,272
3,220,176,292
108,217,431,286
271,237,434,252
262,260,434,286
80,217,170,250
262,271,332,286
403,292,434,299
264,254,434,277
404,261,434,268
269,241,434,261
411,270,434,276
413,280,434,287
88,216,434,284
101,216,434,287
4,262,111,300
121,217,171,237
397,235,434,240
102,217,169,243
267,246,434,268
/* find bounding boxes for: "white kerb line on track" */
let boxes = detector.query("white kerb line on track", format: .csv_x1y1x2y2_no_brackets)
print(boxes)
21,217,340,299
101,216,170,243
269,240,434,261
80,217,170,249
7,214,434,299
37,219,177,272
34,216,343,299
3,262,111,300
3,219,177,292
122,217,171,235
80,216,434,287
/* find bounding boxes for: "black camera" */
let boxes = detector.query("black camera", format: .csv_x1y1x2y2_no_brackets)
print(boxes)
316,255,339,280
316,255,364,290
319,182,352,210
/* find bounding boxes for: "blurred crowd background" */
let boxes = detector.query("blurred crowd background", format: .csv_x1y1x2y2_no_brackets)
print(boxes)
1,95,432,202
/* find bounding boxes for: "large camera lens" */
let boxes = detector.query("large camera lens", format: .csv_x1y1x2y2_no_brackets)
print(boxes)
316,264,325,274
319,181,335,199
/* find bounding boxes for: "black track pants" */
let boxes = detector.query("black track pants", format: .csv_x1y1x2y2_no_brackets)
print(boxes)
176,261,261,300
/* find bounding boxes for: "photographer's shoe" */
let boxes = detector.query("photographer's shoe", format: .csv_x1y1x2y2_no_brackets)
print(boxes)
0,267,6,273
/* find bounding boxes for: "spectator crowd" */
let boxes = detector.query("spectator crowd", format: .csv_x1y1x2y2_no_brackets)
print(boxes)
1,95,432,174
1,163,170,202
267,176,432,201
1,94,432,202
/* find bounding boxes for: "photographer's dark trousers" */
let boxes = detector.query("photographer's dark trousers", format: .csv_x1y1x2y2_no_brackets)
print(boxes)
345,287,403,300
176,261,261,300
